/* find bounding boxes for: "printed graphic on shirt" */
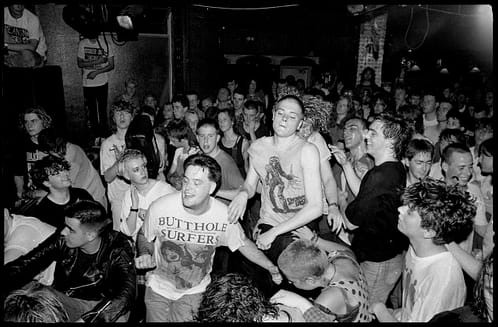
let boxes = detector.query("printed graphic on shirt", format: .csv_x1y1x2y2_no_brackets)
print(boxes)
26,150,46,190
155,215,227,290
264,155,305,213
84,46,107,61
403,267,417,312
5,25,30,44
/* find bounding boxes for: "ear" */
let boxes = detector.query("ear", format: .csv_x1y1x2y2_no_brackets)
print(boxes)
216,134,221,143
85,229,98,242
402,158,409,167
423,228,436,239
441,161,448,174
209,181,217,195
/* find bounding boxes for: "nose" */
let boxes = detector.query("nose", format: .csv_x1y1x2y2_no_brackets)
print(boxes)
61,227,69,236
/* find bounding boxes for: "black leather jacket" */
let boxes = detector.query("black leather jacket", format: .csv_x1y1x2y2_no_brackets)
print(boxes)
4,225,136,322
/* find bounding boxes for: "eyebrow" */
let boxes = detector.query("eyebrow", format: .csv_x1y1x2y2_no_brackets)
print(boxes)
64,224,74,231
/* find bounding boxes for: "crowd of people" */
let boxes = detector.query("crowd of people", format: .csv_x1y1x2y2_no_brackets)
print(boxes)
3,4,494,322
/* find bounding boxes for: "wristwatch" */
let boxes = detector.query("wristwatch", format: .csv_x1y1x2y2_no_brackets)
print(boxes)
130,208,139,212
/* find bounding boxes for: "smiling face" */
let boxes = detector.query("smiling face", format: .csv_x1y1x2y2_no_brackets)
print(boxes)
24,113,45,137
365,120,389,159
44,169,71,190
182,165,215,211
443,151,473,186
272,98,304,137
197,124,220,156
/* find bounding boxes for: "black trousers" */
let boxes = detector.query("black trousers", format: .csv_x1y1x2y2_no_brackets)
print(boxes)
83,84,109,137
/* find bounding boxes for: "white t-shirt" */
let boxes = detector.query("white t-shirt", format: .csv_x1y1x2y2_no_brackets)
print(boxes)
4,7,47,58
5,214,56,286
77,36,114,87
119,180,176,241
393,246,466,322
144,192,247,300
100,134,129,203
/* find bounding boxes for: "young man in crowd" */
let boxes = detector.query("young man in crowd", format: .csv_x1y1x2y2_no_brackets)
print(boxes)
172,94,190,121
403,138,435,186
186,90,205,120
372,179,475,322
4,200,136,323
421,90,442,145
238,99,272,142
100,100,135,230
135,154,282,322
341,113,411,305
228,95,323,262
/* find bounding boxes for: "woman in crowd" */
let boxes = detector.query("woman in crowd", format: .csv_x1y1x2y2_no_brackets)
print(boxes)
328,95,356,146
217,108,249,178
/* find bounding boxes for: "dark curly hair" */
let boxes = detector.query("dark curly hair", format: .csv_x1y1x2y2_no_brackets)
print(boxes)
30,154,71,189
371,112,412,160
401,178,475,245
196,273,279,322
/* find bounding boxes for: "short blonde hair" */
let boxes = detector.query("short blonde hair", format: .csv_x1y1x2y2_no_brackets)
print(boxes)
277,239,328,281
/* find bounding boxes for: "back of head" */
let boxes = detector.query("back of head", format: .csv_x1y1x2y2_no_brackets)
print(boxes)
401,179,475,244
277,239,328,282
126,115,159,178
4,282,69,322
196,273,278,322
64,199,110,235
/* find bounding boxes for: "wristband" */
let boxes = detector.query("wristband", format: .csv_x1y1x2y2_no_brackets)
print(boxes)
130,208,138,212
329,202,339,209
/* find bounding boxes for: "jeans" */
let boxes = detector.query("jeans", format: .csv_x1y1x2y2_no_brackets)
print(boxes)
83,84,109,137
144,287,203,322
360,253,403,305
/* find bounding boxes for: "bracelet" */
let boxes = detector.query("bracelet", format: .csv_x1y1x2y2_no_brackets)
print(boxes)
130,208,138,212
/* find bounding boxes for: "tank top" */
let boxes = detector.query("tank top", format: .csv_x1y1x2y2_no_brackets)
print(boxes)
219,135,246,178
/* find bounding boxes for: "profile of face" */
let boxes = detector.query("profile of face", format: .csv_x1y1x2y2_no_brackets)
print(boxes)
173,101,187,120
182,165,216,211
162,104,174,121
478,152,493,175
272,98,304,137
24,113,45,137
124,157,148,185
343,119,365,150
61,217,91,249
397,205,424,239
217,88,230,102
187,94,199,110
185,112,199,132
405,152,432,181
474,126,493,146
197,125,220,155
443,151,473,186
217,111,233,133
113,110,132,130
365,120,388,158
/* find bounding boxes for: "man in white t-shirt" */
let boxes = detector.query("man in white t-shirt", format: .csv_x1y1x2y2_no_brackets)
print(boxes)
100,100,135,230
4,4,47,67
77,30,115,137
372,179,475,322
135,154,282,322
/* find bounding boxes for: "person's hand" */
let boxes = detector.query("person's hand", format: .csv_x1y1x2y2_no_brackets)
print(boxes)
268,265,283,285
329,145,347,166
227,190,248,223
256,228,277,250
270,290,312,312
292,226,314,241
135,254,156,269
246,119,256,133
131,185,139,208
327,205,345,232
87,71,98,80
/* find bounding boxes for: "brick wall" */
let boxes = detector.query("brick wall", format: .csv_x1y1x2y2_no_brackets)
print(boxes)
356,13,388,86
